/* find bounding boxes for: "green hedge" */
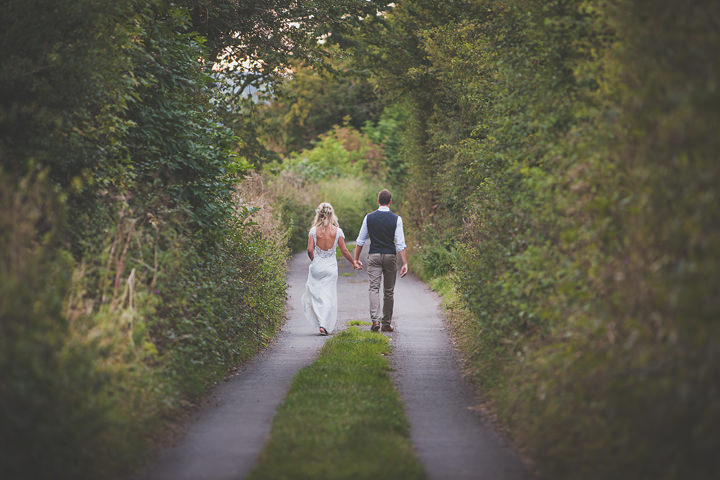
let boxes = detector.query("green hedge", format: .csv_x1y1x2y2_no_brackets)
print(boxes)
348,0,720,477
0,3,287,478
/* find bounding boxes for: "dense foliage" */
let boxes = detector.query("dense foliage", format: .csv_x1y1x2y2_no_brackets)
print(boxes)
3,0,718,477
0,1,390,478
328,0,719,477
264,123,391,251
258,57,384,154
253,57,400,252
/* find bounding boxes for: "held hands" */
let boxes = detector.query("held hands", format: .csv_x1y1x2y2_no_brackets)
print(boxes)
350,260,404,275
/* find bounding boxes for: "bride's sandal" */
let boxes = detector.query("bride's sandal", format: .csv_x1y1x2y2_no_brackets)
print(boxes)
319,327,329,336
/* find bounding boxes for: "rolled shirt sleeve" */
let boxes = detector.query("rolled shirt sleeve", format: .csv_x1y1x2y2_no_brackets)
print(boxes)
355,215,369,246
395,216,407,252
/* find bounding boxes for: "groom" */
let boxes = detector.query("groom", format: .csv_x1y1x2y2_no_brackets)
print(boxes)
353,189,408,332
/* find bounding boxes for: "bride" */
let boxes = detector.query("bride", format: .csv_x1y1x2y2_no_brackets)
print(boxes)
302,202,360,335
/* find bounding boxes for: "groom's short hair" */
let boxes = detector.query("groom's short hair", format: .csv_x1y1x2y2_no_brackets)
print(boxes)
378,189,392,205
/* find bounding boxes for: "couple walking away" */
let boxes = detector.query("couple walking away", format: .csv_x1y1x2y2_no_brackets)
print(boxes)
302,189,408,336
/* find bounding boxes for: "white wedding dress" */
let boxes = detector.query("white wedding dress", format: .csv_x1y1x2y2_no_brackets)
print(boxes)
302,226,344,334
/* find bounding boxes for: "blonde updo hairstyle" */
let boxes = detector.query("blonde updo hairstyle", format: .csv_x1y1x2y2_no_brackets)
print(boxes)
312,202,339,232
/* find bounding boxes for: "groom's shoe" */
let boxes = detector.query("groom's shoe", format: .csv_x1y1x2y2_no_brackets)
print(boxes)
381,324,394,332
371,321,381,332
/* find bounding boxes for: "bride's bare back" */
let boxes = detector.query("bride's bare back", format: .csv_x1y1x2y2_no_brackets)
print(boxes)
314,226,338,251
304,202,357,272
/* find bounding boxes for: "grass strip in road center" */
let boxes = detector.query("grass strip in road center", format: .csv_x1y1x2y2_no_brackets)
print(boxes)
248,327,425,480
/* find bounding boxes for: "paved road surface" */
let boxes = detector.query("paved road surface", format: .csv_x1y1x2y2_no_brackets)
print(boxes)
135,247,526,479
390,272,526,479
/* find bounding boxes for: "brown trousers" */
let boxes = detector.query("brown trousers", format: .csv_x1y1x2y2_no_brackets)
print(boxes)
367,253,398,325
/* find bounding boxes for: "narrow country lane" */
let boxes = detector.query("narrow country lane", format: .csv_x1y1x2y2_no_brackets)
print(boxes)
134,251,351,480
136,246,525,479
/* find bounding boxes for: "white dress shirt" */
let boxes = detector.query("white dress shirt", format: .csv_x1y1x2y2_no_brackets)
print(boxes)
355,206,407,252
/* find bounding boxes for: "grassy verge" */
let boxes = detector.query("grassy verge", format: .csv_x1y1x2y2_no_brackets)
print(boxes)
248,327,425,480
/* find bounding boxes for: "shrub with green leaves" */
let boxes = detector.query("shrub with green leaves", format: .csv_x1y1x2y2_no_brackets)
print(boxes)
266,125,386,251
0,2,288,478
345,0,720,477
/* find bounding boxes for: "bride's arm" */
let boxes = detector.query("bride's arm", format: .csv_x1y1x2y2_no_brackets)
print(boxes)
337,237,355,267
307,234,315,261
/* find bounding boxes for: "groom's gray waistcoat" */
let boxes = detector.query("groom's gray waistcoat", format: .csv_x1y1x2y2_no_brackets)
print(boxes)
367,210,398,254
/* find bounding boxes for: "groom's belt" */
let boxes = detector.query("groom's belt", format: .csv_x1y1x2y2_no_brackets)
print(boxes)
368,248,397,255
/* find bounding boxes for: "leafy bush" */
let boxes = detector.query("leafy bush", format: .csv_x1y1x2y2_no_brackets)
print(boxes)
257,55,384,154
0,173,288,480
414,242,454,280
351,0,720,477
0,170,119,479
0,3,289,478
277,125,386,182
316,177,378,241
265,125,386,251
361,104,410,185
